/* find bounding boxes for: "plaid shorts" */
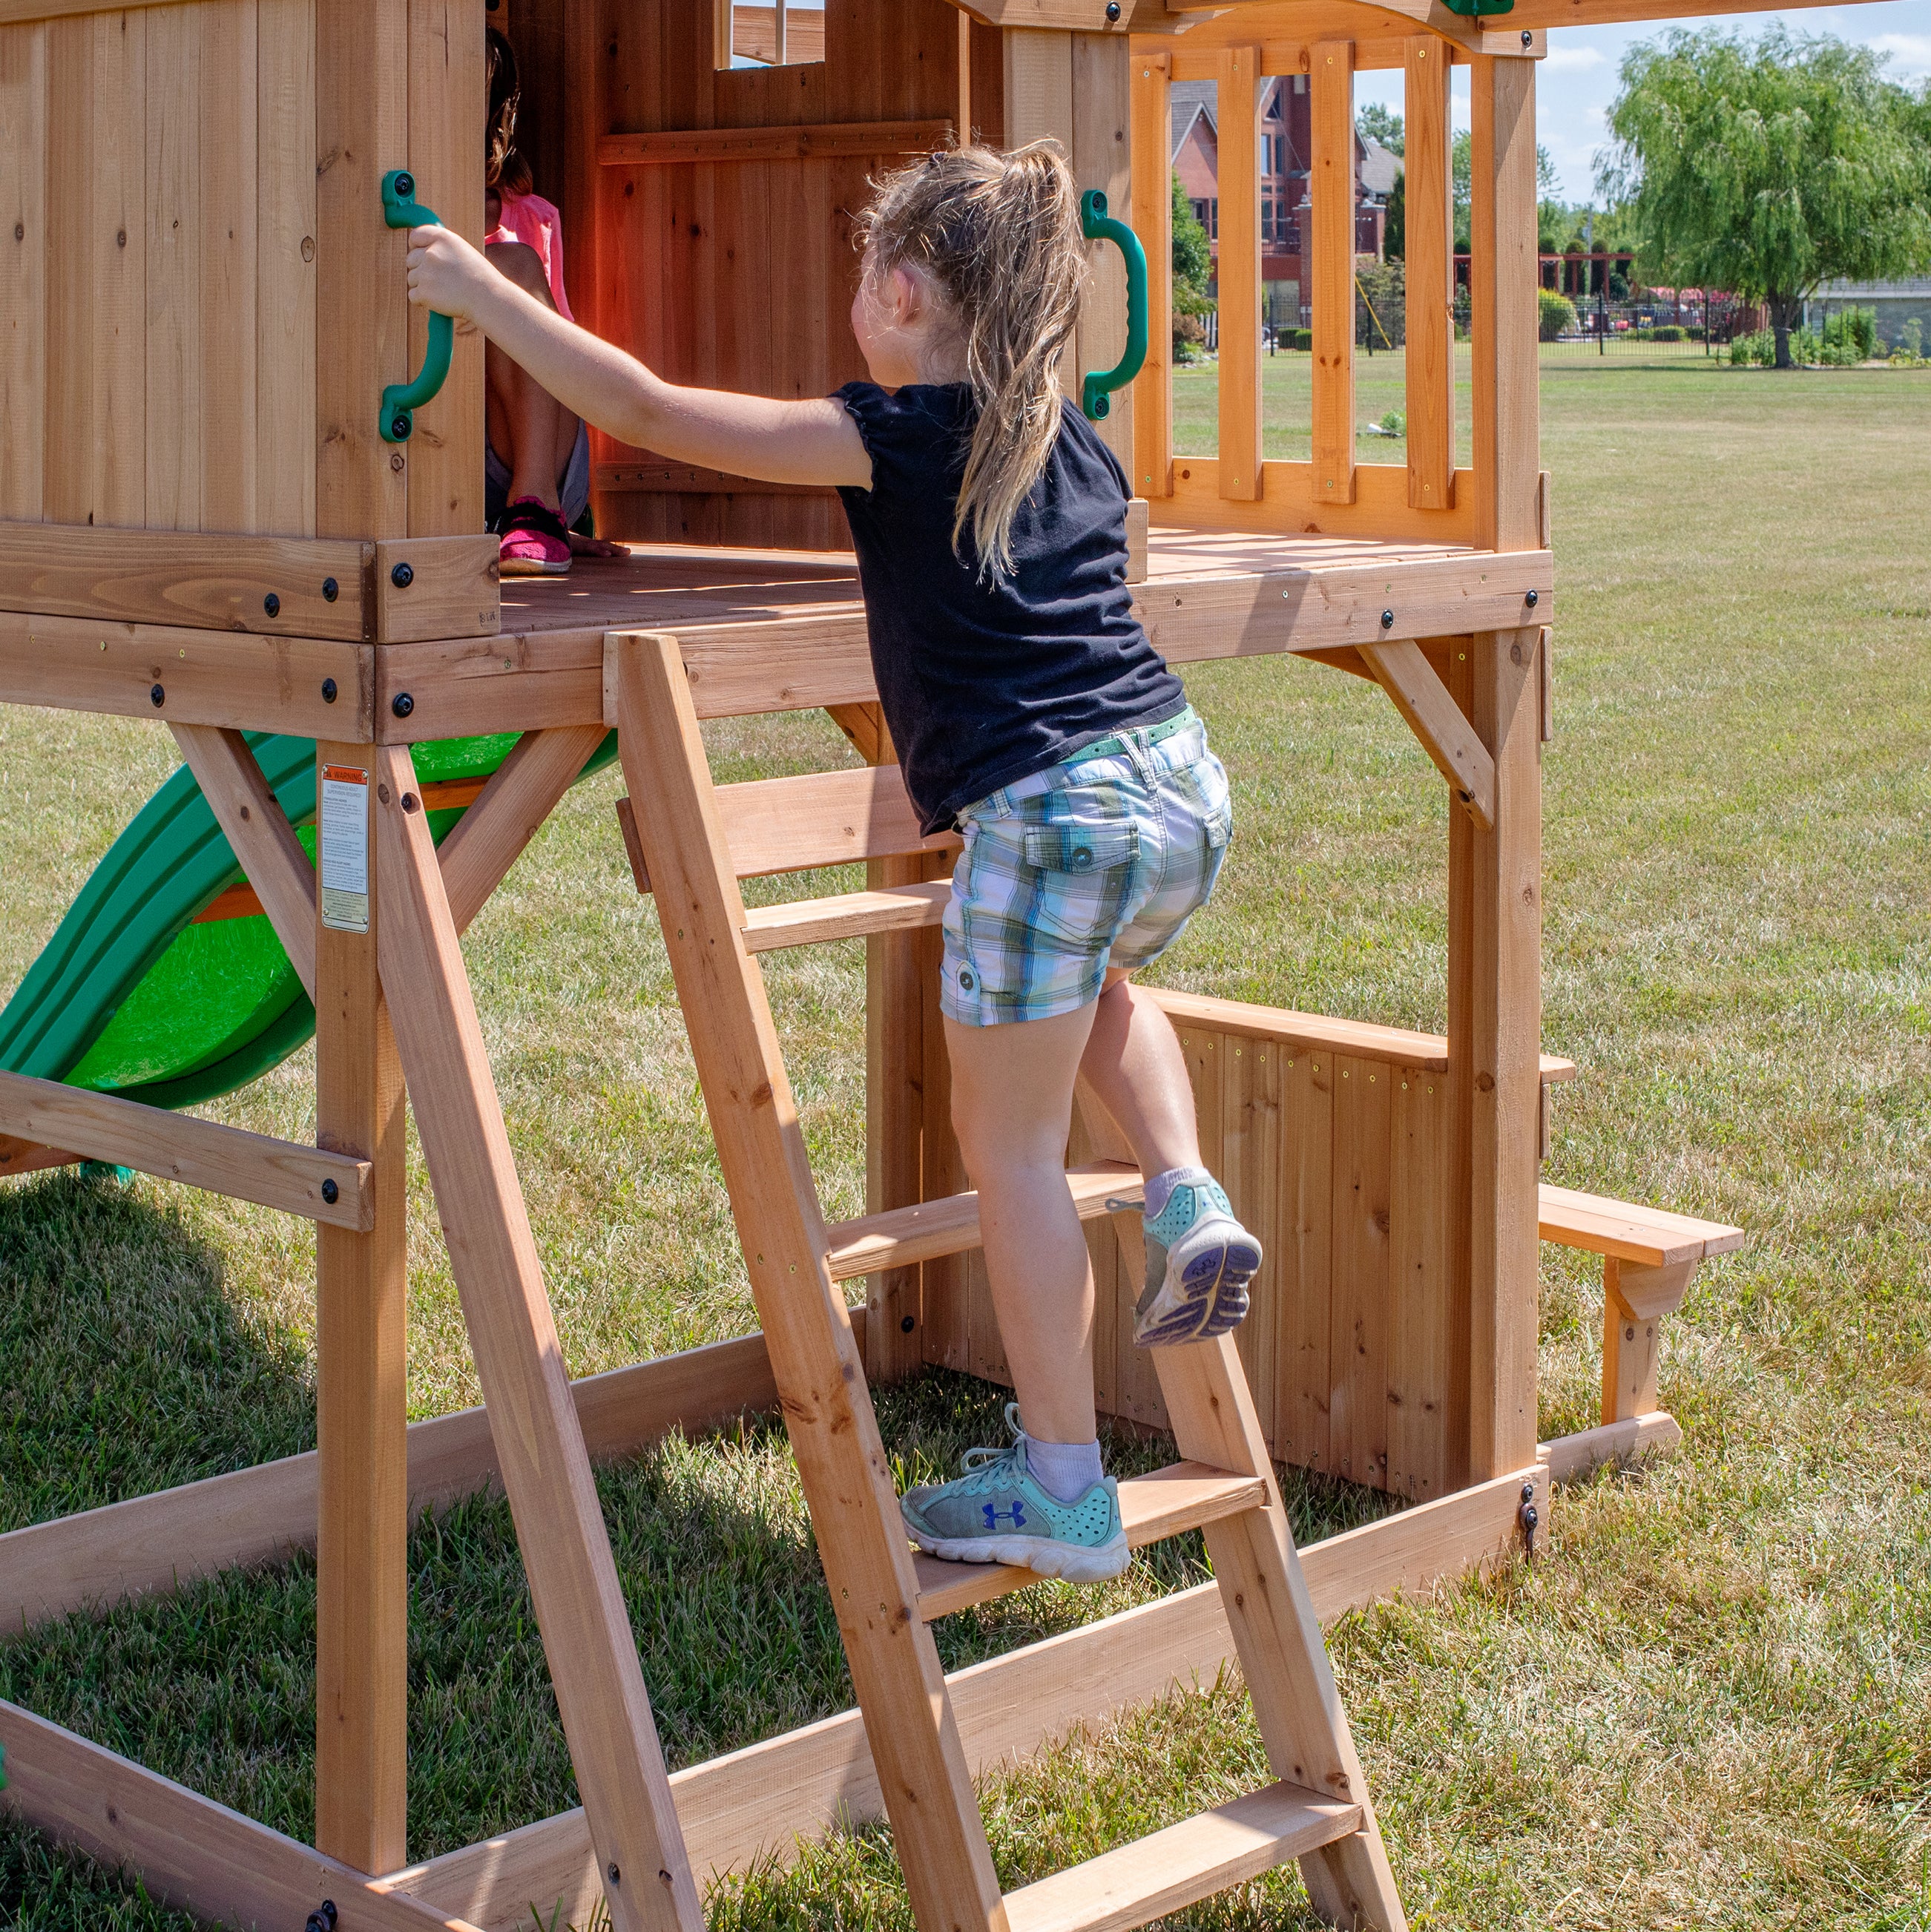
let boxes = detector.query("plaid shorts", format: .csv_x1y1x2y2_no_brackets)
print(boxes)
940,710,1233,1028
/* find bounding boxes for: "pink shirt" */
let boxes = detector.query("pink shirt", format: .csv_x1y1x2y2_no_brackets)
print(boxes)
487,191,573,321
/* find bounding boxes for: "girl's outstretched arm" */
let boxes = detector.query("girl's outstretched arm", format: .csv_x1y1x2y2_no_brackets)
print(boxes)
406,225,871,489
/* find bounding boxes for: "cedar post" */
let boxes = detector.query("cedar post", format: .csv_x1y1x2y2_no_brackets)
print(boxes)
1453,52,1543,1483
312,741,409,1873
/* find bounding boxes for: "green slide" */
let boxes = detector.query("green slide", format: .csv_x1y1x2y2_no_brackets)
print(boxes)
0,732,617,1111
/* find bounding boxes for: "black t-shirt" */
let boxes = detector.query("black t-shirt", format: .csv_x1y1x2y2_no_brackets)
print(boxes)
835,381,1186,833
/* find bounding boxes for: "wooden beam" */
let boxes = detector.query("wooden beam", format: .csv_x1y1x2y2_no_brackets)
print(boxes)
1309,39,1356,507
1358,638,1496,827
312,740,409,1876
168,724,318,999
0,1335,783,1640
374,743,702,1932
395,1468,1539,1928
436,723,610,935
0,520,370,639
373,536,501,643
1539,1410,1680,1482
1129,50,1173,499
599,120,953,166
0,1070,368,1225
1403,35,1453,513
0,1700,484,1932
0,609,370,737
1215,45,1261,501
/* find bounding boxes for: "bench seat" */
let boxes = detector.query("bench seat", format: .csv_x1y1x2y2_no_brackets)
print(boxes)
1539,1183,1743,1269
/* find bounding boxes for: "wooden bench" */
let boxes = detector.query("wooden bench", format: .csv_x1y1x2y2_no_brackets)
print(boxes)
1536,1183,1744,1480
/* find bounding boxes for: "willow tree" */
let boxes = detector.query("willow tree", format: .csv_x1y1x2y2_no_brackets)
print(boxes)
1601,27,1931,368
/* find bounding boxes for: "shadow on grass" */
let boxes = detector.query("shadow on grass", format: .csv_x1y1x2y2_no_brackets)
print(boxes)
1,1362,1401,1928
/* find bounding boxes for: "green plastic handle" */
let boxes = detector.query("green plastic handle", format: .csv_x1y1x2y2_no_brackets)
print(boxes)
1079,189,1148,423
380,169,454,444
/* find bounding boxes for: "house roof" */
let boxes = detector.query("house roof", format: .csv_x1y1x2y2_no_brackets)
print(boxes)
1359,134,1401,198
1171,80,1216,162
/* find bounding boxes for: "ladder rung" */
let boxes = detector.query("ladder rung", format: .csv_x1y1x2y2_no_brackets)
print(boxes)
913,1462,1269,1621
742,880,949,953
1001,1781,1363,1932
824,1162,1141,1284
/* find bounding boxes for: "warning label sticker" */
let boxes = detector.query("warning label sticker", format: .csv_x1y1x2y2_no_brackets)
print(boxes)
319,765,370,933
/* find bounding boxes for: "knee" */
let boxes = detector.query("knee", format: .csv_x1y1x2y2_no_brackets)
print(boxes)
486,240,552,305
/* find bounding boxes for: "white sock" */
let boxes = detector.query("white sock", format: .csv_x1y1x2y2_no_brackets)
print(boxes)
1144,1164,1212,1220
1024,1433,1105,1503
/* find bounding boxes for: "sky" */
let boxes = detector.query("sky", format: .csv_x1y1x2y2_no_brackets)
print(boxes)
1348,4,1931,203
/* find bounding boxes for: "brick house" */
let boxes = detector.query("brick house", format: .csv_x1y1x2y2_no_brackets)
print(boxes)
1172,78,1398,317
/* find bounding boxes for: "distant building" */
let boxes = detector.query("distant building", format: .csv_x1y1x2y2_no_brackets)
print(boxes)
1803,277,1931,350
1171,76,1395,315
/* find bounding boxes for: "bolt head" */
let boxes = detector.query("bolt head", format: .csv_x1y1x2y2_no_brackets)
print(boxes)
393,171,415,200
321,1179,339,1205
901,1315,915,1333
392,692,415,718
1381,608,1395,629
390,414,412,442
150,684,165,708
608,1863,621,1885
391,561,415,590
321,678,338,704
1525,586,1539,606
263,592,281,618
1105,1,1122,19
322,576,339,602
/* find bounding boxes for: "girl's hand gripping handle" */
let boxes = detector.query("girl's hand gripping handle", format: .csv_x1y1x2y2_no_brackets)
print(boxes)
381,169,455,444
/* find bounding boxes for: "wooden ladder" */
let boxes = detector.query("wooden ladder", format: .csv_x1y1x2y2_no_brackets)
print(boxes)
609,633,1407,1932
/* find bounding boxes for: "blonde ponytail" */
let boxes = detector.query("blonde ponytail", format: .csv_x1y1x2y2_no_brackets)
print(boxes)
857,142,1086,582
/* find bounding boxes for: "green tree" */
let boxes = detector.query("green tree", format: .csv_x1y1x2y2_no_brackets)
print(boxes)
1357,103,1404,155
1452,131,1560,251
1171,172,1214,318
1384,168,1405,262
1600,27,1931,367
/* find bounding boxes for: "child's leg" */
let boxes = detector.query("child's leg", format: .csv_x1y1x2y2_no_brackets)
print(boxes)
941,1002,1100,1448
484,241,582,514
1076,967,1202,1177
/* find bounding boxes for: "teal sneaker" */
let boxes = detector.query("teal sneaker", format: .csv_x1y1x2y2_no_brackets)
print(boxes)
900,1404,1128,1584
1132,1171,1261,1345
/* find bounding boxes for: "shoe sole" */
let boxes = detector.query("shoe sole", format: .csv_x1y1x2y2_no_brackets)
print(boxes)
498,556,572,576
904,1527,1129,1585
1134,1232,1262,1347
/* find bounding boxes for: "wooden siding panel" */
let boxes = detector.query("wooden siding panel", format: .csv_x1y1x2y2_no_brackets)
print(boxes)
1329,1055,1392,1489
142,1,201,532
1223,1034,1282,1446
1276,1043,1333,1473
201,0,259,533
256,0,316,536
1388,1062,1451,1500
0,22,49,522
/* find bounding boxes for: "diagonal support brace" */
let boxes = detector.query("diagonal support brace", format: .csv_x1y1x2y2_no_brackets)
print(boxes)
1359,640,1498,831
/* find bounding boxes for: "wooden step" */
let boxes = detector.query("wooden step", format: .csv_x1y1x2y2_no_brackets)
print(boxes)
1539,1182,1744,1269
1001,1781,1364,1932
741,879,949,953
912,1461,1268,1620
824,1161,1141,1284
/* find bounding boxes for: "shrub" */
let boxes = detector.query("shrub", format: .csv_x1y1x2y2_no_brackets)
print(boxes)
1728,329,1775,366
1820,306,1876,363
1286,327,1313,352
1651,324,1687,341
1538,289,1576,341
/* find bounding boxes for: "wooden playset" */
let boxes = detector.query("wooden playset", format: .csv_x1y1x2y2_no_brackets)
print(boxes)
0,3,1751,1929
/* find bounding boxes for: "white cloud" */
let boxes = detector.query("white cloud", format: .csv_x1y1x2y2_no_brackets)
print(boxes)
1543,44,1608,70
1867,30,1931,73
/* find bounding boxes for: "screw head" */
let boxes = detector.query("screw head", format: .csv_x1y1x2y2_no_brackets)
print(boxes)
322,576,339,602
1105,0,1121,18
1525,586,1539,607
393,171,415,200
1381,608,1395,629
263,592,281,618
321,1178,340,1205
390,413,412,442
901,1315,915,1333
150,683,165,708
391,561,415,590
321,678,338,704
608,1863,621,1885
392,691,415,718
1522,28,1533,45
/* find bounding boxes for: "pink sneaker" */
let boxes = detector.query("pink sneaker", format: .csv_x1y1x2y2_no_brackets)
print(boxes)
498,497,572,576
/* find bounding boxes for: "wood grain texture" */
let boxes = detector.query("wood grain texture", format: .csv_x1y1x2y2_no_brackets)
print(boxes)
611,631,1007,1931
711,763,960,876
374,535,501,641
0,1069,367,1225
1309,39,1356,507
740,880,950,952
1072,30,1133,470
1224,1036,1282,1443
312,738,409,1876
1277,1045,1335,1474
375,740,702,1932
0,1700,484,1932
1214,44,1260,500
1329,1057,1392,1491
1539,1410,1680,1482
0,22,47,522
1387,1065,1450,1500
599,118,950,165
317,0,408,539
1539,1185,1742,1267
0,522,371,638
0,609,372,736
1402,35,1453,512
169,723,319,997
257,0,318,536
407,0,486,539
1128,49,1171,499
45,9,145,529
1359,637,1496,827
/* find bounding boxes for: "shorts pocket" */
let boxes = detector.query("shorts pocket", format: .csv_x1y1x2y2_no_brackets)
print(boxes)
1016,813,1140,950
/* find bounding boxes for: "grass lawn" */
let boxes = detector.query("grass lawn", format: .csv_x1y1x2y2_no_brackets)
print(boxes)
4,353,1930,1929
